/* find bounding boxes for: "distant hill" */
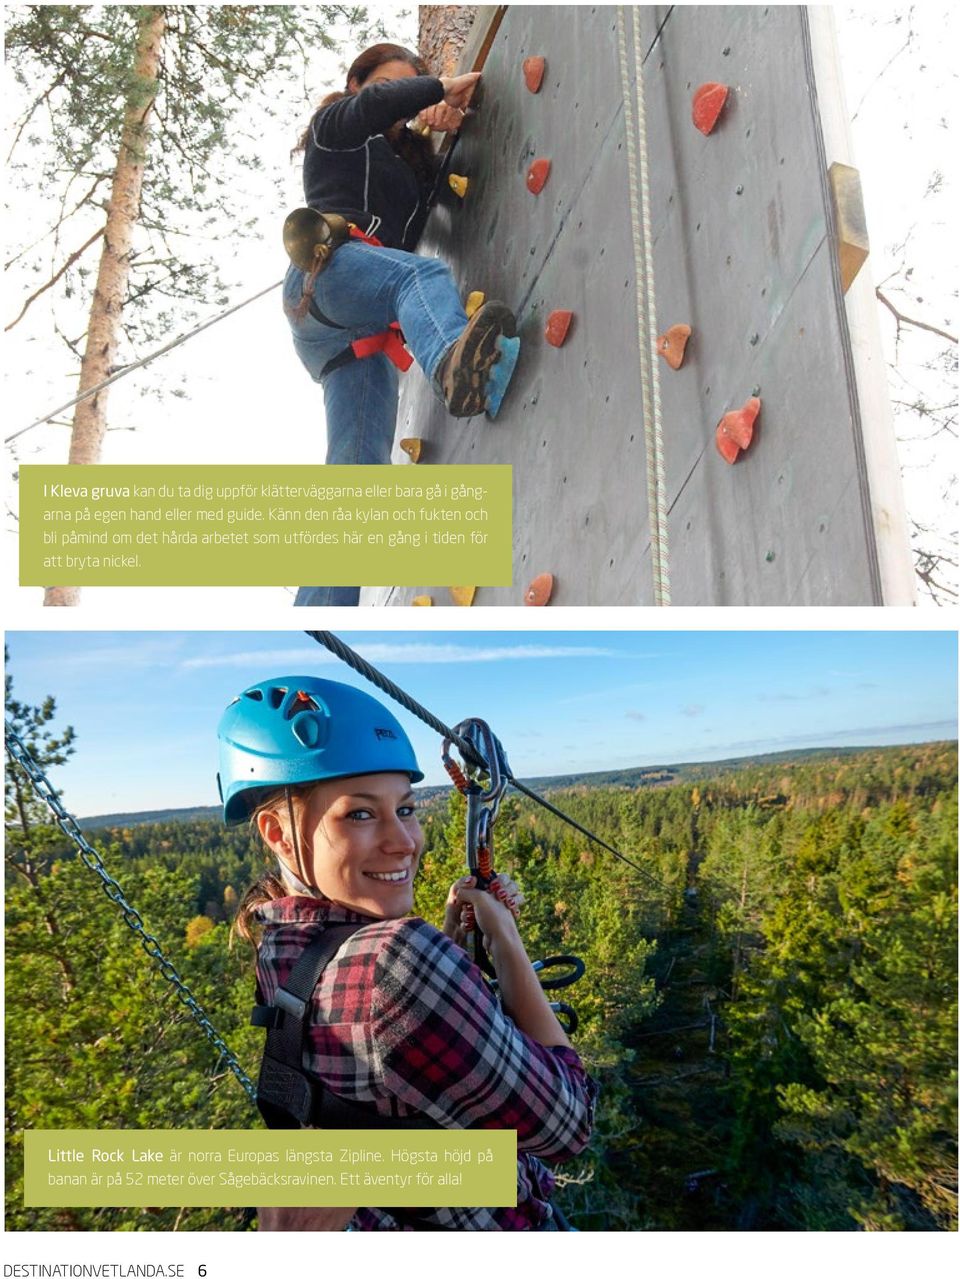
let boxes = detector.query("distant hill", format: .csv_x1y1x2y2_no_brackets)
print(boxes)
78,742,953,830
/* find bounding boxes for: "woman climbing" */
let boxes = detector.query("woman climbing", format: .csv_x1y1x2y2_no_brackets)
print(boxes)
284,44,520,607
218,675,596,1230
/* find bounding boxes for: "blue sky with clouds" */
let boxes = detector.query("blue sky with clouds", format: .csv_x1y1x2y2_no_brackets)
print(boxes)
5,630,957,816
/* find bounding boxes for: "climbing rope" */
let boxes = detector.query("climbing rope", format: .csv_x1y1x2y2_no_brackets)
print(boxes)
617,6,671,606
4,722,258,1104
307,630,670,893
6,280,282,447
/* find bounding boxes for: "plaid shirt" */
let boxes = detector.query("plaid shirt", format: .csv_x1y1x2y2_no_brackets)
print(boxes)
255,896,598,1231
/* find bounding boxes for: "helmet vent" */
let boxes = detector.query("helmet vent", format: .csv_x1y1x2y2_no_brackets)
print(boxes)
243,690,263,702
267,686,287,709
292,711,327,749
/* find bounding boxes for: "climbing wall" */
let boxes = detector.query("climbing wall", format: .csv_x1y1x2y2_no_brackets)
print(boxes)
364,5,883,607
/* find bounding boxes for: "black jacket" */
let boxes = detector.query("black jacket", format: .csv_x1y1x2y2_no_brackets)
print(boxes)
303,75,446,250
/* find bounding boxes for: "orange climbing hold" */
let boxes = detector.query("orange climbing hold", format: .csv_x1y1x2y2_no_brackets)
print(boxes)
523,56,546,94
524,573,554,606
526,158,551,195
448,173,469,199
716,397,761,464
545,310,574,347
657,323,691,370
692,82,729,135
400,438,423,463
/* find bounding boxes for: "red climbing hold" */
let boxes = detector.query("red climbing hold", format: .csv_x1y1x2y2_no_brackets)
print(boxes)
524,573,554,606
716,396,761,464
526,158,551,195
523,56,546,94
692,82,729,135
657,323,691,370
545,310,574,347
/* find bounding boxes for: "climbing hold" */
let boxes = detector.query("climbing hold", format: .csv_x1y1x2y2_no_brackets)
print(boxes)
448,173,469,199
524,573,554,606
449,587,476,607
412,595,433,606
692,83,729,135
526,158,551,195
465,290,486,319
715,396,761,463
485,334,521,418
400,438,423,463
545,310,574,348
657,323,691,370
523,56,546,94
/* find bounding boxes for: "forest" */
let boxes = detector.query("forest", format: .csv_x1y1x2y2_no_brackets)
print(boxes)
5,682,957,1232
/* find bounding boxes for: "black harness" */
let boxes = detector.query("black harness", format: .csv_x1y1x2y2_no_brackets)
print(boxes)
251,922,440,1132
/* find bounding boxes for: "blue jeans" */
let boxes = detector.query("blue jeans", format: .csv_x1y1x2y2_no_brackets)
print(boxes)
284,241,468,608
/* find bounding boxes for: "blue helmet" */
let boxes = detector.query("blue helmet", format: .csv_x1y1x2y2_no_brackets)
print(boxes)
217,675,423,823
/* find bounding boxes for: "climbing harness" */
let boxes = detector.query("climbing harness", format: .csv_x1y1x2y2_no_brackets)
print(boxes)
617,6,671,606
251,922,442,1131
283,206,414,376
4,721,258,1104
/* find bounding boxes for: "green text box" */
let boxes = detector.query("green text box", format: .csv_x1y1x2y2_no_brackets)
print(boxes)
24,1129,517,1208
19,465,512,587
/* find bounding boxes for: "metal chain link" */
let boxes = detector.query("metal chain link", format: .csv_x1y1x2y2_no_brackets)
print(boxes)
5,723,258,1104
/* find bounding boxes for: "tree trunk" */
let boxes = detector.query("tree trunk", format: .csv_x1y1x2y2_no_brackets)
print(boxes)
419,5,479,75
44,6,166,608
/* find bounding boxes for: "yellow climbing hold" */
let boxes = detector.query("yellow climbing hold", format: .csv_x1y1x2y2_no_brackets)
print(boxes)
448,173,469,199
412,595,433,606
400,438,423,463
465,290,486,318
449,586,476,607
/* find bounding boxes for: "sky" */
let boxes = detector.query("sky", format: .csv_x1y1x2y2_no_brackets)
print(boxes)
5,628,957,817
3,4,956,613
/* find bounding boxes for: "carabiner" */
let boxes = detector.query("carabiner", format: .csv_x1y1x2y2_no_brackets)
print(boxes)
442,718,509,887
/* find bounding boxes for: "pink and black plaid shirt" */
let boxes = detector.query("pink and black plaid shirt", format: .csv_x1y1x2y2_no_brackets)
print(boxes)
255,896,598,1230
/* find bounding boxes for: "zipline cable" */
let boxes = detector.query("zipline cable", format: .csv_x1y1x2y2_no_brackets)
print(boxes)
617,6,671,606
4,722,258,1104
307,630,669,893
7,280,282,446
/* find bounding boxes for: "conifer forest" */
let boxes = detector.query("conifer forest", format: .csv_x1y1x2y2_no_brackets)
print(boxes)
6,677,956,1236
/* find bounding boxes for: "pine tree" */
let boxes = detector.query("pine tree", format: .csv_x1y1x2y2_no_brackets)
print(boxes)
5,5,384,605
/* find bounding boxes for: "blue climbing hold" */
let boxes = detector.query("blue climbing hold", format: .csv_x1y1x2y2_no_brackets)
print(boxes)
485,335,521,419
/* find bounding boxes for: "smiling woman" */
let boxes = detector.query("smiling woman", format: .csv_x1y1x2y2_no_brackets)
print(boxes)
217,674,597,1232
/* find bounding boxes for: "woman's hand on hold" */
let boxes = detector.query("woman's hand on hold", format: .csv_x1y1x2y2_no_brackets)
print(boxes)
439,71,481,110
417,101,470,134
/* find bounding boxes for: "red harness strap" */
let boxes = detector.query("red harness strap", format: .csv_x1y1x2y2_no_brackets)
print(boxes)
346,225,413,373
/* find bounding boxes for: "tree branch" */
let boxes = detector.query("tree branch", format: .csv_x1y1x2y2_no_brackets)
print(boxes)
877,289,958,345
5,225,106,332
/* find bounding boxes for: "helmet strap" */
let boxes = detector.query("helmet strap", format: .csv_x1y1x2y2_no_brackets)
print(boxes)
285,785,311,888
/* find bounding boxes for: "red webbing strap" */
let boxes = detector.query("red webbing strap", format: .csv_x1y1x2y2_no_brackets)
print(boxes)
345,224,413,372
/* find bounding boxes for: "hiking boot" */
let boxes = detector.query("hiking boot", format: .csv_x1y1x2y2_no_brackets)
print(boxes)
438,301,520,418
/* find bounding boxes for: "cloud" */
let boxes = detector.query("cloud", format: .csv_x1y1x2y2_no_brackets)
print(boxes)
682,704,705,717
181,643,626,671
625,711,646,722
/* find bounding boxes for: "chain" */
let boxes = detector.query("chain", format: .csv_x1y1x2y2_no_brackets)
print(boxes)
5,723,258,1104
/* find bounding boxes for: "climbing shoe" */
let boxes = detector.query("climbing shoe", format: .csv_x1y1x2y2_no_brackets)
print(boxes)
439,301,519,419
